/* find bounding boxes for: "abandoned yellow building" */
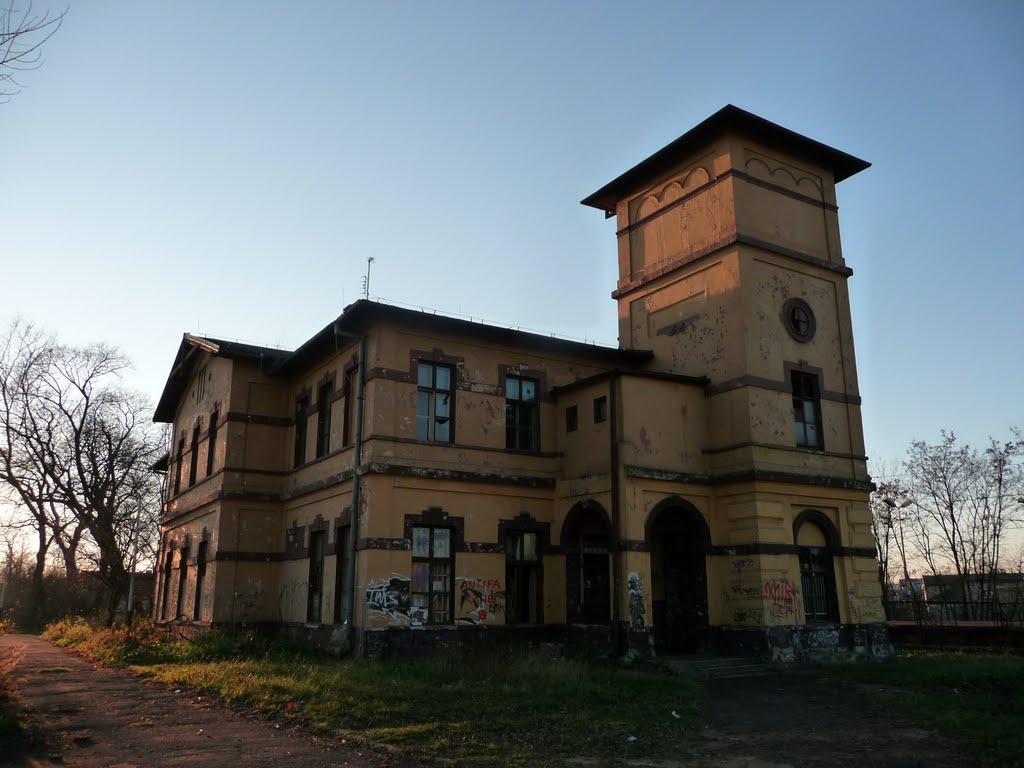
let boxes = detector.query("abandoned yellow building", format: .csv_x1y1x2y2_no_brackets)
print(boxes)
153,106,889,662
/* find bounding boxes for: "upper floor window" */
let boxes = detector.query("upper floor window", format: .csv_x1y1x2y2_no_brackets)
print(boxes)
188,425,200,487
343,368,358,447
791,371,822,449
315,381,333,459
416,363,452,443
174,437,184,495
593,395,608,424
505,375,539,451
565,405,578,433
294,395,309,467
206,410,218,477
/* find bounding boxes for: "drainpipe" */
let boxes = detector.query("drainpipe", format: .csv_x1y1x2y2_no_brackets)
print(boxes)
342,334,367,654
608,370,623,655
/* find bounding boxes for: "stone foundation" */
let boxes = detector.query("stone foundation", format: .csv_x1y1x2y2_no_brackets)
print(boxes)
706,623,892,664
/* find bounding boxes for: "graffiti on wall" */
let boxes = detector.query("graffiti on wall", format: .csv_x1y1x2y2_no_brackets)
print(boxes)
457,577,504,624
764,578,800,620
627,571,646,629
366,575,411,624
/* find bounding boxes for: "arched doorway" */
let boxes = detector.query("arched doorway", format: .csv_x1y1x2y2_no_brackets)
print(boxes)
646,497,710,653
561,500,612,624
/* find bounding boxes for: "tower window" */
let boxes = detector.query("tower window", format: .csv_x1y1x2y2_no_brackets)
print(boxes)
782,298,816,342
791,371,823,449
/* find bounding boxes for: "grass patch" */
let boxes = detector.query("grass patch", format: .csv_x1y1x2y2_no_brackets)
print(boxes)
825,650,1024,768
44,620,697,766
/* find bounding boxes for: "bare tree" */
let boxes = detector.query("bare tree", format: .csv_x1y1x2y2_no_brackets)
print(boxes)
1,2,65,101
903,431,1023,619
0,321,164,625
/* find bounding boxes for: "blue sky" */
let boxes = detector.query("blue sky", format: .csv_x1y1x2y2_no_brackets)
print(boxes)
3,0,1022,469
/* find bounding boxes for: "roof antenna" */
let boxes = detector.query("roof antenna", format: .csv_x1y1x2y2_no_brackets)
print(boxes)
362,257,375,299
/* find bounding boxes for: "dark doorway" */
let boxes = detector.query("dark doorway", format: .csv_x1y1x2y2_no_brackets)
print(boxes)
649,502,709,653
562,501,612,625
581,536,611,624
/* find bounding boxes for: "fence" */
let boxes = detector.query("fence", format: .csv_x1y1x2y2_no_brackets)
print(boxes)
884,598,1024,628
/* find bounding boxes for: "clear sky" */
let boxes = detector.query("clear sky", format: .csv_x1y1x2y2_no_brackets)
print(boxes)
3,0,1022,471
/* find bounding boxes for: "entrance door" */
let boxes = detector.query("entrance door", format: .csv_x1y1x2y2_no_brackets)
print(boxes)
651,513,709,653
581,537,611,624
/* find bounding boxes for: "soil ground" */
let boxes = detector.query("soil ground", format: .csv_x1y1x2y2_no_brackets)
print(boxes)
0,634,981,768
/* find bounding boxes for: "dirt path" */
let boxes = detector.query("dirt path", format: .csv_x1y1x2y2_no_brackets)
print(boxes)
0,634,389,768
1,635,980,768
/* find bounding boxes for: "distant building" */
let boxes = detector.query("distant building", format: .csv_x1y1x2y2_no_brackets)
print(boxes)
152,106,888,662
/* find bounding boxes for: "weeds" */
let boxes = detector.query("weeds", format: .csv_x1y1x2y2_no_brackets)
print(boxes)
44,620,697,766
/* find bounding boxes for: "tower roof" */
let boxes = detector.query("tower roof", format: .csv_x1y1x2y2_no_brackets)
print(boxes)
581,105,870,215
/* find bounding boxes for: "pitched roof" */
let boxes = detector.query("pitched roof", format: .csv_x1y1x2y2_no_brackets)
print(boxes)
581,104,870,215
154,301,652,422
153,334,291,422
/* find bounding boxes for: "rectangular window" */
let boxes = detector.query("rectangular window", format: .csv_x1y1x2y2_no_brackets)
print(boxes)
193,541,207,621
206,411,218,477
505,375,539,451
307,530,326,623
416,363,453,443
792,371,823,449
343,368,358,447
294,396,309,467
334,525,352,624
174,437,184,495
188,425,200,486
315,382,332,459
410,526,453,625
593,395,608,424
161,551,173,620
506,531,542,624
176,546,189,619
565,405,578,433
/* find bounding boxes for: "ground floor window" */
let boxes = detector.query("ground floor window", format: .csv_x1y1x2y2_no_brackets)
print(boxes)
506,531,542,624
334,525,352,624
307,530,326,623
411,526,453,625
799,546,838,622
160,552,173,620
176,546,189,619
193,541,207,621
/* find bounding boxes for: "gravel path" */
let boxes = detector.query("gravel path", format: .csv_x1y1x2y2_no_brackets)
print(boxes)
0,634,389,768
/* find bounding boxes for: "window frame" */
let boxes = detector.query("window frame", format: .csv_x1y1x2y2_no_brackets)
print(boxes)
593,395,608,424
415,363,454,444
334,524,352,624
307,530,326,623
410,525,455,626
799,545,839,623
505,530,543,625
315,381,333,459
294,395,309,467
791,370,823,450
565,404,578,433
193,541,207,621
174,437,184,495
188,424,200,486
342,367,358,447
505,374,540,451
176,546,189,619
206,410,218,477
